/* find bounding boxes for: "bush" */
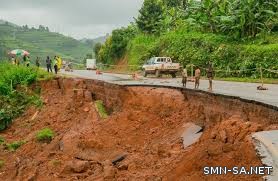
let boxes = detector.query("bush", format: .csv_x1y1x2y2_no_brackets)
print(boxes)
0,63,49,130
6,140,26,151
36,128,55,143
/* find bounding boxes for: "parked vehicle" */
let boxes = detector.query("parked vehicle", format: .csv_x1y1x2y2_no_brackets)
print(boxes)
142,57,180,78
86,59,97,70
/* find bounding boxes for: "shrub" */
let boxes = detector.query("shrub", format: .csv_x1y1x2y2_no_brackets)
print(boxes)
0,63,50,130
6,141,26,151
36,128,55,143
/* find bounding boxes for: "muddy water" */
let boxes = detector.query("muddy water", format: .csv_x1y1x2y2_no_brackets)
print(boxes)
0,78,277,181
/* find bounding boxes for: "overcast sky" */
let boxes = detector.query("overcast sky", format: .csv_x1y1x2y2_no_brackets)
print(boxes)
0,0,143,39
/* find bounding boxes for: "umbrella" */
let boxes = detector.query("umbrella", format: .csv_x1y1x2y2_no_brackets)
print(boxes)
9,49,30,56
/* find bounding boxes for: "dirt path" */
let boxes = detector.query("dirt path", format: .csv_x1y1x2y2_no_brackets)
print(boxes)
0,78,277,180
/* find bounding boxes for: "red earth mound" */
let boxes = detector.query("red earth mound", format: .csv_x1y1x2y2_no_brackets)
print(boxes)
0,78,277,181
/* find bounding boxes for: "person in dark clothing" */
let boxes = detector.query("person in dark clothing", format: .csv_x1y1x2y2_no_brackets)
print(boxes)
26,56,30,67
54,56,58,74
23,55,27,62
207,62,214,92
35,57,40,68
46,56,52,73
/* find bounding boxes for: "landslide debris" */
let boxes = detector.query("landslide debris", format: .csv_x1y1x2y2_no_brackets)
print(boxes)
0,78,276,181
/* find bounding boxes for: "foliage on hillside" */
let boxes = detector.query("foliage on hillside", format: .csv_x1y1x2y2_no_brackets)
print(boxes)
0,63,49,130
0,22,93,63
95,0,278,78
96,26,137,64
127,29,278,77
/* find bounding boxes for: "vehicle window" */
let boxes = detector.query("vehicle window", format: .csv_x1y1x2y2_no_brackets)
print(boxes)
163,58,166,62
148,58,154,64
167,58,170,62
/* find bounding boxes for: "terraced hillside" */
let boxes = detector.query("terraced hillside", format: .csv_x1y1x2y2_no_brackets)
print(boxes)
0,21,93,63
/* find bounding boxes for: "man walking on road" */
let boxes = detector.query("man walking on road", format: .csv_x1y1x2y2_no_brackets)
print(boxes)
207,62,214,92
195,67,201,89
46,56,52,73
182,67,188,87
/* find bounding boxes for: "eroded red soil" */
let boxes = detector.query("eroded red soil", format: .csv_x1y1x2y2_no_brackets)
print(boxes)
0,78,277,181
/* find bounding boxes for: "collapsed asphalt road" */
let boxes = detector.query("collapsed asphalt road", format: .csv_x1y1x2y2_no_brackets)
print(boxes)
1,78,277,180
61,70,278,107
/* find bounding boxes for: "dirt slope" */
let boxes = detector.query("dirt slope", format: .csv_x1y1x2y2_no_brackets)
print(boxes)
0,78,277,181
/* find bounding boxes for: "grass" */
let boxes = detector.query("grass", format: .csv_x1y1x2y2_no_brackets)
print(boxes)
0,160,4,169
215,77,278,84
95,100,108,119
36,128,55,143
6,140,26,151
50,159,61,167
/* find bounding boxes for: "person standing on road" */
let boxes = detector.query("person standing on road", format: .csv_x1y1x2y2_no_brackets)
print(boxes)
195,66,201,89
26,56,30,67
57,56,62,71
46,56,52,73
207,62,214,92
182,66,188,87
35,57,40,68
54,57,58,74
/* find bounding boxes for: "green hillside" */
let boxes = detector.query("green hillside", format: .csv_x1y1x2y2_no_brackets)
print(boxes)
0,21,93,63
95,0,278,78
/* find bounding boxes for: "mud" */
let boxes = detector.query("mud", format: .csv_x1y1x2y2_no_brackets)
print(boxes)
0,78,277,181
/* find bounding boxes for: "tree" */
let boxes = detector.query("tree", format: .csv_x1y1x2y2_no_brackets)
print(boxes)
22,25,29,30
162,0,188,9
110,26,136,59
188,0,278,38
39,25,45,31
45,26,50,32
135,0,164,34
94,42,102,60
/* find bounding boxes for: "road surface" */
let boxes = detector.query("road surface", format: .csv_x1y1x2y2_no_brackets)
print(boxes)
61,70,278,107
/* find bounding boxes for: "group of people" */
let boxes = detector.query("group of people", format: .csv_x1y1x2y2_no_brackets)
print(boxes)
11,55,63,75
181,63,214,92
46,56,63,74
11,55,31,67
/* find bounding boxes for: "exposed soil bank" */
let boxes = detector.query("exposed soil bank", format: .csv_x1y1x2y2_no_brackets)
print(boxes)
0,78,277,181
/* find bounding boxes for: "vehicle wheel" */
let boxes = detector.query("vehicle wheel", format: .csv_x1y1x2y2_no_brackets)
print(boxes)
143,70,147,77
171,73,176,78
155,70,161,78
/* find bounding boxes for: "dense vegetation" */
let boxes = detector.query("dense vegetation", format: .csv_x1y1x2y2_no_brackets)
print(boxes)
95,0,278,78
0,63,50,130
0,21,93,64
